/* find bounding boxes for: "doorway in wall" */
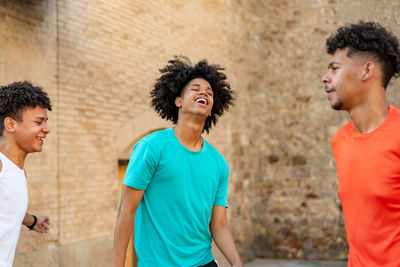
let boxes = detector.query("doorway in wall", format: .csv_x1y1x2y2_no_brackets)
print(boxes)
117,128,165,267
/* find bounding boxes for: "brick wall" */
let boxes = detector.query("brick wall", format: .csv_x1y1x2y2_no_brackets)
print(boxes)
0,0,59,264
1,0,233,266
228,0,400,260
1,0,400,265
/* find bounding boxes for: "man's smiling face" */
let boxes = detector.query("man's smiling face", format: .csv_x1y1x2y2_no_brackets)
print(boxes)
175,78,214,118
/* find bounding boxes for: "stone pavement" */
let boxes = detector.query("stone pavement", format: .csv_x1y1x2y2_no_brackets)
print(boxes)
244,259,347,267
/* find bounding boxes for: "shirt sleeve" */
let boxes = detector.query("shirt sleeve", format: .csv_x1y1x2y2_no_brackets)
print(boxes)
123,140,159,190
213,160,229,207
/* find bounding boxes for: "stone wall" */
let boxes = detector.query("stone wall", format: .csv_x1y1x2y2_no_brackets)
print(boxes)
1,0,400,265
228,0,400,260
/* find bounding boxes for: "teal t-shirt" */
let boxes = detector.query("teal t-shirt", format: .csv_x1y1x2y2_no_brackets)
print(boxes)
123,128,229,267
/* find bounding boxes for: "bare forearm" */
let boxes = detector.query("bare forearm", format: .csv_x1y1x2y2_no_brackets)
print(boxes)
113,210,135,267
114,186,144,267
22,212,34,226
211,224,242,267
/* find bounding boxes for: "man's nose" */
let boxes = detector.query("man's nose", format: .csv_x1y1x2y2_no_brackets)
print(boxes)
198,88,208,94
42,124,51,134
321,72,330,83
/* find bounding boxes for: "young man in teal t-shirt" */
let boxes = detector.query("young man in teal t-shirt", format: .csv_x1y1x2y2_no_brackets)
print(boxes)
113,57,242,267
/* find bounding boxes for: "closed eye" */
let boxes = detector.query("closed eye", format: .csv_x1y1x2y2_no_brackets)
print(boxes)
328,62,340,71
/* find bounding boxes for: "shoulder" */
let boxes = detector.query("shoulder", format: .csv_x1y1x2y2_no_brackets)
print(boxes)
131,128,174,160
136,128,172,149
204,140,228,166
374,105,400,138
204,140,223,156
389,104,400,113
388,105,400,122
331,121,352,145
385,105,400,145
141,128,172,144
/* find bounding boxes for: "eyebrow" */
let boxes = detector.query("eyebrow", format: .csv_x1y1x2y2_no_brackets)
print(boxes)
34,116,48,121
191,83,212,90
328,61,340,68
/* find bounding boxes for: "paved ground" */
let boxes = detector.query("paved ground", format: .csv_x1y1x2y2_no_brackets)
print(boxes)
245,259,347,267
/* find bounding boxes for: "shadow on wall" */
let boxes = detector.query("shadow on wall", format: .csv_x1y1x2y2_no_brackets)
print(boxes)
1,0,50,25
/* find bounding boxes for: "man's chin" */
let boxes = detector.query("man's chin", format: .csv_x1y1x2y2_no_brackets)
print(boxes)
32,146,43,153
330,101,343,110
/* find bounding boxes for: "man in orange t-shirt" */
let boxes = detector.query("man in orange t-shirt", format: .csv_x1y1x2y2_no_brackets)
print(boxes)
322,22,400,266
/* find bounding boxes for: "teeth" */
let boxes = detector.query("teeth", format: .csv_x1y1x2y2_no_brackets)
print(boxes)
196,98,207,105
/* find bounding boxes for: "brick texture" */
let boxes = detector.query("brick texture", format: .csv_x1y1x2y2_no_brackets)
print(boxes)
1,0,400,265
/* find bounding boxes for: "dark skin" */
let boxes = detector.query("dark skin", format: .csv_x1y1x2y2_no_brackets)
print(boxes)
113,78,242,267
321,48,388,133
173,78,214,150
0,106,51,233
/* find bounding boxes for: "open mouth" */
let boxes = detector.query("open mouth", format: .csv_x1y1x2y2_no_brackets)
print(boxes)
196,98,208,105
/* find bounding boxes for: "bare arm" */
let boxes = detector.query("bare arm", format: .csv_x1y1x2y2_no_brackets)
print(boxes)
113,185,144,267
23,213,50,233
210,206,242,267
20,170,50,233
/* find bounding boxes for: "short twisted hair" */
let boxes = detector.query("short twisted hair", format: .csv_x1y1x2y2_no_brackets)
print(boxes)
151,56,234,133
0,81,52,136
326,21,400,88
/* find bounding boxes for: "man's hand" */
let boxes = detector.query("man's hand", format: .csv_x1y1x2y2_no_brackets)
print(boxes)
33,216,51,233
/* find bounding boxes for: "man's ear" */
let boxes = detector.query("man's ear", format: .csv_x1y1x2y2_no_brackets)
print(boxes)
175,97,182,108
362,61,375,81
4,117,17,133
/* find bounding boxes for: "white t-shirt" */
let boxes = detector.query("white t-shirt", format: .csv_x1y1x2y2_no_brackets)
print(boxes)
0,152,28,267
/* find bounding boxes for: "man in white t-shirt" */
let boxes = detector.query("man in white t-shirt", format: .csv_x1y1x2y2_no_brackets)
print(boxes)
0,81,52,267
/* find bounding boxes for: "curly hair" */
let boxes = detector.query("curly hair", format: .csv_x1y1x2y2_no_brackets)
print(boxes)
151,56,234,133
0,81,52,136
326,21,400,88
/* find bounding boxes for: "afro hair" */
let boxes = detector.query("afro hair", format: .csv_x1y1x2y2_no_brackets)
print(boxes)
326,21,400,88
151,56,234,133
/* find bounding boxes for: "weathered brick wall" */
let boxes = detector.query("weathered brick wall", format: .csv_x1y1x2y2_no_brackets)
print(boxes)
56,0,232,265
2,0,400,265
55,1,233,242
0,0,60,265
2,0,234,266
228,0,400,260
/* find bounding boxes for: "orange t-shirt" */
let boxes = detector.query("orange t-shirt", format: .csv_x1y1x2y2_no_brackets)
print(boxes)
332,105,400,267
